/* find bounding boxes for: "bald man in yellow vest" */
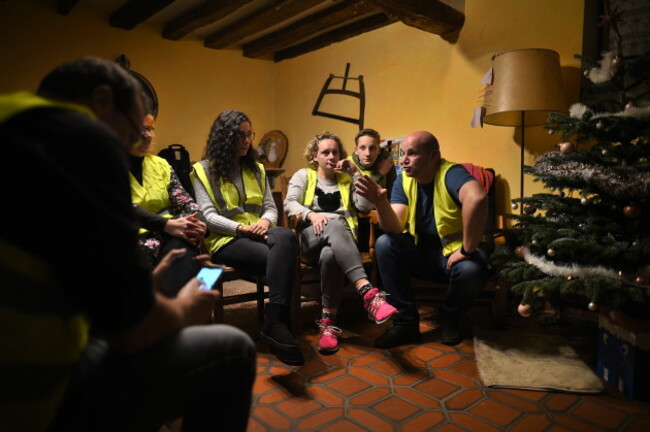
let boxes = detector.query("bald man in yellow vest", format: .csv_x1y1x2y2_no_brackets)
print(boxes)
356,131,489,347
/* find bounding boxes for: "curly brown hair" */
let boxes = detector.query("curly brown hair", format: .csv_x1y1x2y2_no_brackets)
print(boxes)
204,110,259,182
303,131,347,170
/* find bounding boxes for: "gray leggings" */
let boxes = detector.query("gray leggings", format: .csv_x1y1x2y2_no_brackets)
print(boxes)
299,218,368,309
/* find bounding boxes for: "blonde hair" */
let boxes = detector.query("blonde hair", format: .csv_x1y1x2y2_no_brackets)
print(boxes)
303,131,347,170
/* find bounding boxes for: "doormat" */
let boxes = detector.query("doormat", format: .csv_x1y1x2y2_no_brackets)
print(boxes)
474,329,604,394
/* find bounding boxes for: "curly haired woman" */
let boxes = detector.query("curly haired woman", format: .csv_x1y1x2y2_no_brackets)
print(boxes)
192,110,303,366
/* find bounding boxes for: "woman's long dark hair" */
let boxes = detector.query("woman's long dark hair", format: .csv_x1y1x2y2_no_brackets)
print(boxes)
204,110,259,183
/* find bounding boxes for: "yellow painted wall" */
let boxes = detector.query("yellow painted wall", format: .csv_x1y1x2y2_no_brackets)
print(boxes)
0,0,275,160
275,0,585,223
0,0,584,223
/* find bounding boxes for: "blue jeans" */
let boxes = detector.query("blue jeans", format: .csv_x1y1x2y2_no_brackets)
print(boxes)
375,233,488,327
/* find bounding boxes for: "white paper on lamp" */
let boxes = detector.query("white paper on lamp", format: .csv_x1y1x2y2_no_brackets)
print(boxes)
481,67,493,85
471,107,484,128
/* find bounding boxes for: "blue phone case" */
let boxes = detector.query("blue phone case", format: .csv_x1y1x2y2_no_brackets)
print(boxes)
196,267,224,290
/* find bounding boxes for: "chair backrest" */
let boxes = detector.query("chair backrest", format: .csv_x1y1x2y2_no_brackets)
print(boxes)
158,144,194,197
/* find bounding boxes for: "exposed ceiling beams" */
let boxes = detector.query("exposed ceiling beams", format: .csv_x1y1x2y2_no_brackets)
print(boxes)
52,0,465,62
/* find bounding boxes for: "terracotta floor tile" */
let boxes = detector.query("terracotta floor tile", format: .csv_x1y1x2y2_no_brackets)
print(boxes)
402,411,445,432
573,400,628,430
510,413,552,432
448,412,502,432
256,388,287,404
428,353,462,368
309,386,345,406
395,387,443,410
544,393,580,411
551,414,609,432
449,360,481,380
245,417,265,432
588,394,650,415
435,424,466,432
394,373,427,386
435,369,480,388
299,358,333,376
350,366,391,386
414,377,460,399
275,398,322,419
326,375,371,397
348,408,395,431
546,427,573,432
469,399,522,427
372,395,421,421
625,417,650,432
405,345,445,362
295,407,344,430
350,351,385,367
335,343,374,360
370,358,408,376
488,390,543,412
445,389,484,410
349,387,391,406
319,418,368,432
309,367,346,384
251,406,292,430
505,388,548,402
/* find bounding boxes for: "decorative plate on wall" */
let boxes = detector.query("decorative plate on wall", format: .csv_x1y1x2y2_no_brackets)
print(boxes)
256,130,288,169
115,54,159,117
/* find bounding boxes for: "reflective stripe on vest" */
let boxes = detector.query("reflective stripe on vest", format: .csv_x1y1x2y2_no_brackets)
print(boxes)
402,159,464,256
304,168,358,239
130,154,172,235
191,161,266,254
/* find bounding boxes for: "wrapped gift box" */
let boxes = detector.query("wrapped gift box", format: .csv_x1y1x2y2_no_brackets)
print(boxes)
597,311,650,400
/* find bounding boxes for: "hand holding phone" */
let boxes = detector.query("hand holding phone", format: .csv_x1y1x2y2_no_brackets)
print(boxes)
196,266,224,291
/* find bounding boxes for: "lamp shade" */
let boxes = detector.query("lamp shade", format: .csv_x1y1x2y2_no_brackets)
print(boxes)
483,48,566,127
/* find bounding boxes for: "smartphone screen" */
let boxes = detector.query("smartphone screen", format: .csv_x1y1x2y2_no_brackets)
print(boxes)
196,267,224,291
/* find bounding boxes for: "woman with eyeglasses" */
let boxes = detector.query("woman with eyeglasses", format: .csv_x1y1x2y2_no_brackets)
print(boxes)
192,110,303,366
129,113,208,297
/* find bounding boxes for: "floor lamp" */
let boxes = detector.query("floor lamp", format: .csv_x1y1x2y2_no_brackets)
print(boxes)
482,48,566,212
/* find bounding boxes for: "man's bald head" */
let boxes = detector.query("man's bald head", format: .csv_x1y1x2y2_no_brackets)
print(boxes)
406,131,439,153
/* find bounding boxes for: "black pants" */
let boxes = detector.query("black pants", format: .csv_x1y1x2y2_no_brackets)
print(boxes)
212,227,297,306
49,325,256,432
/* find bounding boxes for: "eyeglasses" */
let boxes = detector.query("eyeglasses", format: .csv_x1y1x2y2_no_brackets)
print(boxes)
237,130,256,140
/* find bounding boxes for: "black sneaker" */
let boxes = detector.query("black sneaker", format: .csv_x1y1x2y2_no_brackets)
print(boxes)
439,316,462,346
374,325,421,349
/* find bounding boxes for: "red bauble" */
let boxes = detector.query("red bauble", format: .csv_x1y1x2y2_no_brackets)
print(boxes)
518,303,533,317
623,205,641,218
558,142,575,154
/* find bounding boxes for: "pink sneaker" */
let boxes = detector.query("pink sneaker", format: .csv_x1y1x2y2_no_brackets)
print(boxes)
316,318,342,353
363,288,397,324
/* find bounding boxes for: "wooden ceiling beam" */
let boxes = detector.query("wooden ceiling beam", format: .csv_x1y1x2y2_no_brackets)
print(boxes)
162,0,255,41
367,0,464,35
274,13,397,62
55,0,79,15
204,0,328,49
242,0,380,58
110,0,176,30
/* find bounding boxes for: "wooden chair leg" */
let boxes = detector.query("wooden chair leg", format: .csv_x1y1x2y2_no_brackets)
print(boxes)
256,276,265,322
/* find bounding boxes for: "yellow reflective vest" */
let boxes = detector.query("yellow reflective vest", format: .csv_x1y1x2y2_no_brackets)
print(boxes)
346,155,386,187
191,161,266,254
0,92,90,432
130,154,173,234
303,168,358,239
402,159,464,256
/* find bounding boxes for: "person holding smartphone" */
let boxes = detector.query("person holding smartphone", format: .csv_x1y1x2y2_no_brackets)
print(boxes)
192,109,303,366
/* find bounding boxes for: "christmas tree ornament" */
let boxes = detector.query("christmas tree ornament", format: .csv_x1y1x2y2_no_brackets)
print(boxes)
596,121,604,129
558,142,575,154
523,203,536,214
518,303,533,317
612,55,622,66
588,302,598,311
635,276,647,285
639,157,648,163
514,246,525,258
623,204,641,218
625,102,634,110
547,248,556,257
581,197,589,205
532,239,538,246
558,190,565,197
602,149,608,155
511,203,518,210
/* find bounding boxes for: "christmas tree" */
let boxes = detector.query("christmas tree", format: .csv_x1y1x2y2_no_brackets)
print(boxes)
491,12,650,319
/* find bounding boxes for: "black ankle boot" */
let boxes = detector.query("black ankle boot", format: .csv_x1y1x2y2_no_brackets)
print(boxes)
260,303,304,366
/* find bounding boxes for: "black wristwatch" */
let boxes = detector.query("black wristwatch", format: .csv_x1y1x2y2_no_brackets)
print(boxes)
460,245,479,258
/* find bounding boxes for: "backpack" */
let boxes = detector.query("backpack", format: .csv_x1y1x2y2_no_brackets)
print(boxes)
158,144,194,197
